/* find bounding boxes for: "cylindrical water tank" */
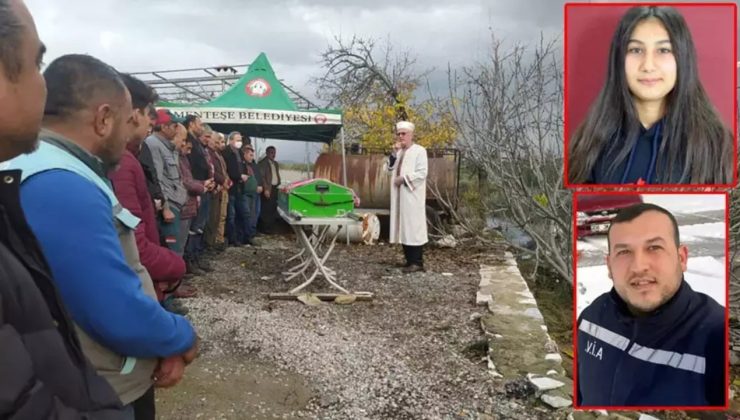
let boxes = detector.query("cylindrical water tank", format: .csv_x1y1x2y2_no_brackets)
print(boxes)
324,213,381,244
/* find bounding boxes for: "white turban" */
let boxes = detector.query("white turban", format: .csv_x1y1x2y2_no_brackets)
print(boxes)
396,121,415,131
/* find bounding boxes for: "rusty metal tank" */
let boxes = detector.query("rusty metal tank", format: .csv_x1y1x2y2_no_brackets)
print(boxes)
313,149,460,210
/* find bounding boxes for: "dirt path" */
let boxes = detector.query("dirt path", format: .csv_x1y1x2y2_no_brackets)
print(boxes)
156,356,313,419
154,236,552,419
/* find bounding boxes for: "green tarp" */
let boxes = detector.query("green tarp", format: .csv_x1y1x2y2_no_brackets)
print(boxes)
158,53,342,143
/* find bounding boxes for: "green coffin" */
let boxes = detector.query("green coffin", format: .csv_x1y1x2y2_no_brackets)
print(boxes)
278,179,355,218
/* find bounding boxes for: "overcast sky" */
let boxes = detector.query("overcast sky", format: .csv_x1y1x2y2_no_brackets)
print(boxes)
24,0,738,162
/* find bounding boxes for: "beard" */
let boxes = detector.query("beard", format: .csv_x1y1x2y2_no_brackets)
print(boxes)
619,263,684,316
98,137,126,170
19,134,41,154
0,132,41,162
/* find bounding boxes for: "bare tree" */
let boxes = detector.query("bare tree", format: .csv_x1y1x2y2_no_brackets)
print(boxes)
444,34,571,283
314,35,422,121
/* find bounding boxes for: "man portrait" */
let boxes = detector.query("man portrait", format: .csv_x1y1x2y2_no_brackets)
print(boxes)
576,202,725,407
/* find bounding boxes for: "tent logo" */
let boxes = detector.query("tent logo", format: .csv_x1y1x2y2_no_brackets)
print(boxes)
245,78,272,97
314,114,327,124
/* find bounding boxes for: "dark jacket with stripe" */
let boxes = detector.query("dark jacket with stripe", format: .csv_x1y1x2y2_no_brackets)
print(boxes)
577,280,725,407
0,169,124,419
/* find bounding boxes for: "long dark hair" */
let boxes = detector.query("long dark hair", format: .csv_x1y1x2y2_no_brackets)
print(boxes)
568,6,733,184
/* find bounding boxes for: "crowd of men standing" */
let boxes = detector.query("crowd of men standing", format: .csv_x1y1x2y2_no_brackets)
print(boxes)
0,0,282,418
109,83,284,314
128,106,283,313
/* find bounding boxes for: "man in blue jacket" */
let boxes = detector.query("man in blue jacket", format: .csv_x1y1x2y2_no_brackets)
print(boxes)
6,54,198,419
577,203,725,407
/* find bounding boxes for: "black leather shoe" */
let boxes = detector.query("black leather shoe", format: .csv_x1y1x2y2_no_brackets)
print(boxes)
402,264,425,274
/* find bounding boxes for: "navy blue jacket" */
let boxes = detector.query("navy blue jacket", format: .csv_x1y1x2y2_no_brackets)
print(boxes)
589,119,686,185
577,280,725,407
188,133,211,181
222,146,246,184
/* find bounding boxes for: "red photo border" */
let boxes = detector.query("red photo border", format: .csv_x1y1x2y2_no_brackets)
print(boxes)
563,2,738,190
571,190,731,411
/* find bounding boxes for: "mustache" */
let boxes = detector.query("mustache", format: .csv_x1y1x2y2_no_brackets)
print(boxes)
628,275,657,285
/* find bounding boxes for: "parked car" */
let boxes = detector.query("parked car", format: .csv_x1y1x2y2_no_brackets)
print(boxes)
576,194,643,239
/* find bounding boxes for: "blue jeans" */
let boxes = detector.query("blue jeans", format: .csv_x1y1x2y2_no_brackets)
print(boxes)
226,187,249,244
191,192,211,234
234,191,251,243
244,192,258,240
184,231,203,259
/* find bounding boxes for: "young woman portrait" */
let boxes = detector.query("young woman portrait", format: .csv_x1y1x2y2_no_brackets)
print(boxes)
567,5,734,185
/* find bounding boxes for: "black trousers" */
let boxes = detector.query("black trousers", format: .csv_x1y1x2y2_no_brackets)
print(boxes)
402,245,424,267
132,386,155,420
258,188,279,233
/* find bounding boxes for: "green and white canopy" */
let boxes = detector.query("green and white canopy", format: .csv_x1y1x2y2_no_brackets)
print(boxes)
159,53,342,144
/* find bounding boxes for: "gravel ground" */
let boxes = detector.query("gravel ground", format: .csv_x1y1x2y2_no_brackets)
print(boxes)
156,234,556,419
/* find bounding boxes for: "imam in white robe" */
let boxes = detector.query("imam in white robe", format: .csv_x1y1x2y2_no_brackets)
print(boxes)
388,143,428,246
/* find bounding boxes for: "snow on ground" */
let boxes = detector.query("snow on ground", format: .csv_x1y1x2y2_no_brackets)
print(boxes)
576,265,612,316
576,256,726,317
578,237,608,255
577,240,602,252
641,194,725,213
678,222,725,242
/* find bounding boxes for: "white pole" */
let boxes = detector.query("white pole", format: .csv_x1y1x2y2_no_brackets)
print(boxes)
340,127,350,245
340,127,347,186
305,142,310,179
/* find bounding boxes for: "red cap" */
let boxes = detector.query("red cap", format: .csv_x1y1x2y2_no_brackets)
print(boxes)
155,109,185,126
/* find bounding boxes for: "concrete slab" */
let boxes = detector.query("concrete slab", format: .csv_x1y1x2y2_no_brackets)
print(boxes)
528,375,565,391
541,394,572,408
476,291,493,306
477,254,572,410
